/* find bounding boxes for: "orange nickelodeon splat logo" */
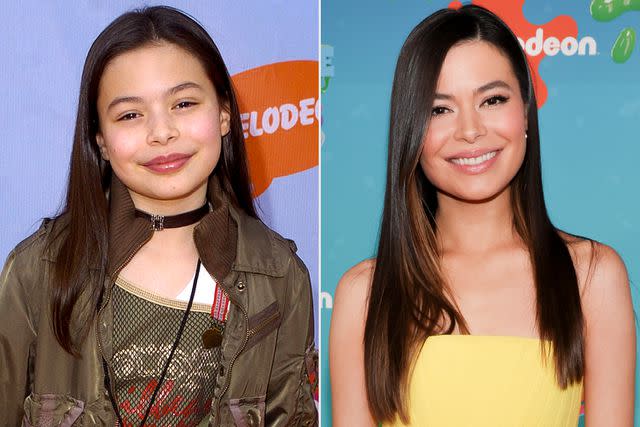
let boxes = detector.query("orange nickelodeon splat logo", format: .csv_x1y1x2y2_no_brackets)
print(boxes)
449,1,591,107
232,60,319,197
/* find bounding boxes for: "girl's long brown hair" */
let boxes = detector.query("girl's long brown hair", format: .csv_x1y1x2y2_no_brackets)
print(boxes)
364,5,585,423
48,6,257,355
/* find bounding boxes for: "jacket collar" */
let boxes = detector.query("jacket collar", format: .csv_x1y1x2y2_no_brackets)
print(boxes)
227,203,289,278
106,174,237,282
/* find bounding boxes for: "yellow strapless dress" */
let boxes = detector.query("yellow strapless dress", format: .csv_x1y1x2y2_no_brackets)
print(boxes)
385,335,583,427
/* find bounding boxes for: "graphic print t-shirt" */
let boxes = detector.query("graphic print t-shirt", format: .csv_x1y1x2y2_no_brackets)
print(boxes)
111,265,227,426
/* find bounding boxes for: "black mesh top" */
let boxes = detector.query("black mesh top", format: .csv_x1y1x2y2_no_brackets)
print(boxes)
111,276,225,426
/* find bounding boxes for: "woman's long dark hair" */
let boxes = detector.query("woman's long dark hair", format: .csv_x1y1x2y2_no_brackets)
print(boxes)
49,6,257,355
364,5,585,423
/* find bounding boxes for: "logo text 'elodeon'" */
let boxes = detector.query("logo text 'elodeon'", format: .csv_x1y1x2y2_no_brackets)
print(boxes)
518,28,597,56
241,98,320,139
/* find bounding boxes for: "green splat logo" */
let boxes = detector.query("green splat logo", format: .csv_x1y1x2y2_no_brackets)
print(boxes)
321,44,334,93
590,0,639,63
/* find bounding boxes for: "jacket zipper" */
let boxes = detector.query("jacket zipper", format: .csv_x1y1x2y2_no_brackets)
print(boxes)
213,280,282,425
214,281,249,423
96,235,152,425
247,310,280,338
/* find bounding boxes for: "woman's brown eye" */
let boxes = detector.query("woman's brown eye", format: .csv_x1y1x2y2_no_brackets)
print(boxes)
431,106,448,116
484,95,508,106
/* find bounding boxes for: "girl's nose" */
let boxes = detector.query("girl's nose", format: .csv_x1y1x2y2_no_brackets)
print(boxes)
147,112,179,145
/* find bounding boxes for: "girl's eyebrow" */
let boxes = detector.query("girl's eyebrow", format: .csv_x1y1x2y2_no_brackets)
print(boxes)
168,81,203,96
106,81,204,112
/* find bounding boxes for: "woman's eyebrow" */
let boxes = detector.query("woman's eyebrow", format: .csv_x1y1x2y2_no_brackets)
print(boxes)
434,92,454,101
434,80,513,101
106,81,204,112
474,80,512,94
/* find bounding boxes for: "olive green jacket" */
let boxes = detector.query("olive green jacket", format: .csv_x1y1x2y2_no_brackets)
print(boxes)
0,177,318,426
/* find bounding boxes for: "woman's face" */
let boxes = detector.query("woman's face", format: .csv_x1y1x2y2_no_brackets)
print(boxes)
419,40,527,203
96,42,229,213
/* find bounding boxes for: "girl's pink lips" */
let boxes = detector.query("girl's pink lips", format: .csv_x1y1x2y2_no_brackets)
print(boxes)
142,153,192,174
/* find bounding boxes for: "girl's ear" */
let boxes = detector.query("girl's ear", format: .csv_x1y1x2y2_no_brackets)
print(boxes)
96,133,110,161
219,106,231,137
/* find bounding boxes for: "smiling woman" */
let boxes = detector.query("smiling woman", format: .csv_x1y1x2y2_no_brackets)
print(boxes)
0,5,317,426
420,42,527,200
329,4,635,427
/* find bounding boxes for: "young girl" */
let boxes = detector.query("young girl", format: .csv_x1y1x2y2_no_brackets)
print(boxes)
0,6,317,426
330,5,634,426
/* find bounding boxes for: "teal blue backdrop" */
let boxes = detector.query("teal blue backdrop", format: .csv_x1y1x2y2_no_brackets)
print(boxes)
321,0,640,425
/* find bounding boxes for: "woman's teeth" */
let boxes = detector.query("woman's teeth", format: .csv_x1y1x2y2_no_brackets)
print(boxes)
450,150,497,166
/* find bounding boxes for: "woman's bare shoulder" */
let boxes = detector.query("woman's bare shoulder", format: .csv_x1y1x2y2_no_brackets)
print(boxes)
339,258,376,286
334,258,376,310
330,259,378,425
558,231,629,300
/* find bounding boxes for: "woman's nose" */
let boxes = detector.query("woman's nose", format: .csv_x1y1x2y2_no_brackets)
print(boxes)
453,106,487,144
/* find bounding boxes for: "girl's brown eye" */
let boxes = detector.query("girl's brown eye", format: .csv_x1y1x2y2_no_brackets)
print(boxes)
118,112,139,121
175,101,197,109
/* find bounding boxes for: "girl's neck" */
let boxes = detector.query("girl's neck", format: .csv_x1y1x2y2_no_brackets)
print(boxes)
435,186,521,254
128,188,207,256
128,186,208,216
148,223,199,249
118,220,200,298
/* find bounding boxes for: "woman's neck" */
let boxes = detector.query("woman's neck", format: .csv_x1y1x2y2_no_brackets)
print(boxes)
435,186,521,254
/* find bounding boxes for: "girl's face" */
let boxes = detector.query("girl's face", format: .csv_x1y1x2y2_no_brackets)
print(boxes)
419,40,527,203
96,42,230,213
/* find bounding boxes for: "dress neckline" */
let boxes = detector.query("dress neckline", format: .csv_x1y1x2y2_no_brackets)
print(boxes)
428,334,549,343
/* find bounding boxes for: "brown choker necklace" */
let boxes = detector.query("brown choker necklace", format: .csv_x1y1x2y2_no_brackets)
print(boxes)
135,203,209,231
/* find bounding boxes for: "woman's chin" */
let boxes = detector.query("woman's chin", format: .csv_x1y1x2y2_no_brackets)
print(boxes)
442,184,510,204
